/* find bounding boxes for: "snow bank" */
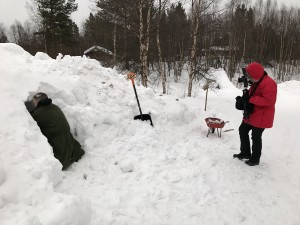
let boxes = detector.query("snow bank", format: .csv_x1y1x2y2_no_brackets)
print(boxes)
1,43,300,225
0,44,94,225
0,44,239,225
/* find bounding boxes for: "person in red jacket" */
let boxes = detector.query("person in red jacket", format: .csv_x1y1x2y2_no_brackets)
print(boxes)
233,62,277,166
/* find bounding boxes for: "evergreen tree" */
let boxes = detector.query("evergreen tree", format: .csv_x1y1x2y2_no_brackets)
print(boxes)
167,3,190,61
33,0,78,57
245,7,255,60
166,3,190,80
81,0,140,69
83,13,114,51
0,23,8,43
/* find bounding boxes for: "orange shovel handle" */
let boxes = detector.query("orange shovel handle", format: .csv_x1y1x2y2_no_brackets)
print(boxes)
130,78,135,85
127,72,136,86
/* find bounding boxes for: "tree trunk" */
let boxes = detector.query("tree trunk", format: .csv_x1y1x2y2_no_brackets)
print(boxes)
156,0,166,94
241,32,247,65
188,0,201,97
139,0,152,87
174,42,184,83
113,23,117,66
227,0,237,81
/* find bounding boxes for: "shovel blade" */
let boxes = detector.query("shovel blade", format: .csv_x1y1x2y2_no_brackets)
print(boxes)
134,114,153,127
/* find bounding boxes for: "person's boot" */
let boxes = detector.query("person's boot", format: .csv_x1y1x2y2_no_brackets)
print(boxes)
245,159,259,166
233,153,251,160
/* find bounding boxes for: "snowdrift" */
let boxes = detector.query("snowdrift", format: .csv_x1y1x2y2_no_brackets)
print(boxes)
1,43,300,225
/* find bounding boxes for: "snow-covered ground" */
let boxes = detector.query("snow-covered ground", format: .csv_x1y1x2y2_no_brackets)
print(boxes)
0,43,299,225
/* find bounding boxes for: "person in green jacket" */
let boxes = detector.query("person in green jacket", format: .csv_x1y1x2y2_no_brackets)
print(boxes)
26,92,85,170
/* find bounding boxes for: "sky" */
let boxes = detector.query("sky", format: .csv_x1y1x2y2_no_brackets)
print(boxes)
1,0,300,29
0,0,94,29
0,42,300,225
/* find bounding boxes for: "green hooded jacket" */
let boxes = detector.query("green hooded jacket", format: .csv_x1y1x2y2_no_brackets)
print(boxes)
31,99,84,170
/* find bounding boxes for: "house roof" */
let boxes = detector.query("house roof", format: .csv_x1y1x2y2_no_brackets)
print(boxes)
84,45,113,56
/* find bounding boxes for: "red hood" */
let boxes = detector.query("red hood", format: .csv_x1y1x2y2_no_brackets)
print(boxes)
245,62,264,80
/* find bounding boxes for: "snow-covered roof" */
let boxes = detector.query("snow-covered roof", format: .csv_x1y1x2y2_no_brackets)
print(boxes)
83,45,113,56
209,46,230,51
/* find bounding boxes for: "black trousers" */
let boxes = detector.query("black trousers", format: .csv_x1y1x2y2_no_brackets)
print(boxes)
239,121,265,162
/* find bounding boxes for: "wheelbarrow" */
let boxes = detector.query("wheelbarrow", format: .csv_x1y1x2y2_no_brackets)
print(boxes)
205,117,229,138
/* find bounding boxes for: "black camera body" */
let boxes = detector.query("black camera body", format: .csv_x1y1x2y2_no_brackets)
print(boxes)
238,68,253,88
235,67,254,119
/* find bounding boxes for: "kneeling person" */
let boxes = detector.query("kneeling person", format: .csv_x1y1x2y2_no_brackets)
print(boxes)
27,92,85,170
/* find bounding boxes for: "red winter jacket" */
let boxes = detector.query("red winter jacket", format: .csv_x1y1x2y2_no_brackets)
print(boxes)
243,62,277,128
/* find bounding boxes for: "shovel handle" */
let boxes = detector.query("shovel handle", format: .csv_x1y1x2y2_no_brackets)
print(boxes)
127,72,153,127
130,78,135,85
128,72,143,116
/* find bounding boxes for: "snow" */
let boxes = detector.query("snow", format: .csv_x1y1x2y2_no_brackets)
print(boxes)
0,43,299,225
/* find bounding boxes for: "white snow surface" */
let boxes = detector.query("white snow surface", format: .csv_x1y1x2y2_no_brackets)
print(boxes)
0,43,299,225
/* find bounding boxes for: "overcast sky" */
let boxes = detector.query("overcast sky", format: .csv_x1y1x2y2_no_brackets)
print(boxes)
1,0,300,30
0,0,94,29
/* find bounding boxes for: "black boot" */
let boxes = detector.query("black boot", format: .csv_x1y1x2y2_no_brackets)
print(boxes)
233,153,251,160
245,159,259,166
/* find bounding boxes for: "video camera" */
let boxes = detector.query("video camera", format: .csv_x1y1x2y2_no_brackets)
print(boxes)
235,67,254,119
238,68,253,88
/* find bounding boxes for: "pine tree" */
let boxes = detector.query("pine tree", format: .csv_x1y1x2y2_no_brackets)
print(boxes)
0,23,8,43
167,3,190,82
33,0,78,57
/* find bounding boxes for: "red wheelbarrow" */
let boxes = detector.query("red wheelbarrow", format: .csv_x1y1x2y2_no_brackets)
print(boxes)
205,117,229,138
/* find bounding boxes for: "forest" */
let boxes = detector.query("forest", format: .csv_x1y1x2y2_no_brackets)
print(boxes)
1,0,300,95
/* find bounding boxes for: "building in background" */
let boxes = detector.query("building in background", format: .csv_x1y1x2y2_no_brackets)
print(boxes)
84,45,113,67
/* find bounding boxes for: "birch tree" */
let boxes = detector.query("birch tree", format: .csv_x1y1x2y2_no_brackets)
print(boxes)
139,0,154,87
226,0,240,80
187,0,219,96
187,0,201,97
156,0,168,93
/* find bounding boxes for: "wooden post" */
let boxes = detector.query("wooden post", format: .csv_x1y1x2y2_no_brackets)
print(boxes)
204,83,209,111
205,88,208,111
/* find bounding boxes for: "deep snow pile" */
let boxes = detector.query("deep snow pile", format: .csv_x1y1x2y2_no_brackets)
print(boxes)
0,43,299,225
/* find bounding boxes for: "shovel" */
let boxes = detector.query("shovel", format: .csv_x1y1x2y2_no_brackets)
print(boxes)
128,72,153,127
